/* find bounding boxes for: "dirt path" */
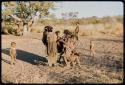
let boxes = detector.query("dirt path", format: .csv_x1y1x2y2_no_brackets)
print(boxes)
1,33,123,84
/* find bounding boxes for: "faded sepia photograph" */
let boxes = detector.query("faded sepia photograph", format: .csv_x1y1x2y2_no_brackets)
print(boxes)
1,1,123,84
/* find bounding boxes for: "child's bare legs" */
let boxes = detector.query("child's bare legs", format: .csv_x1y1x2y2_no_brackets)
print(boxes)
14,55,17,63
48,53,57,67
75,57,81,68
58,53,63,63
52,53,57,66
48,56,52,67
65,53,71,67
71,61,75,67
66,62,71,68
90,50,92,57
90,49,95,57
11,56,15,65
90,49,93,56
92,50,95,57
63,55,68,66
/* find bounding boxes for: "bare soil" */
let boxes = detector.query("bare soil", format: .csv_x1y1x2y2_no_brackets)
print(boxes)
1,33,123,84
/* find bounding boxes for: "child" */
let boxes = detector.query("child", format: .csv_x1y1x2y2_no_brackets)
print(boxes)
55,31,61,40
42,27,48,56
55,31,62,53
68,50,81,68
74,22,79,40
90,40,95,57
62,34,77,67
47,26,57,67
10,42,17,65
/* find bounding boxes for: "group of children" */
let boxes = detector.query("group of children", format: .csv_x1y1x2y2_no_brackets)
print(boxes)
9,25,95,68
55,29,81,68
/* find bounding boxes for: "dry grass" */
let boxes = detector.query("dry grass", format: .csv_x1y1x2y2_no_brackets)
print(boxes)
1,17,123,84
30,28,42,33
2,21,123,37
79,22,123,37
2,30,123,83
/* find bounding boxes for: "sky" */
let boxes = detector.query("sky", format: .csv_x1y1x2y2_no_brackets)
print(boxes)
49,1,123,19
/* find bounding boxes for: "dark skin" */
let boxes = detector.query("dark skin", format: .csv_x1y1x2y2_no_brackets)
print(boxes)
90,40,95,57
42,27,48,55
74,24,79,40
57,33,70,64
42,26,54,56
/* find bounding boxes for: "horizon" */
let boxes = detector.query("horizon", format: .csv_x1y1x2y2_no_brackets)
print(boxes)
49,1,123,19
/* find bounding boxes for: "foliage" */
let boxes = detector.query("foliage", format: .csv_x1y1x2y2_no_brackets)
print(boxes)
1,1,55,34
2,1,55,19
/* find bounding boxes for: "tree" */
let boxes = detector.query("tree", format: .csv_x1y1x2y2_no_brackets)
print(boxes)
61,12,79,20
2,1,55,35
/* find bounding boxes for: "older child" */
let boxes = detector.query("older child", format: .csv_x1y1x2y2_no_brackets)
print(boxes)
90,40,95,57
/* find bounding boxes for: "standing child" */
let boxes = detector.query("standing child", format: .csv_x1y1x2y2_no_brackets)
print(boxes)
47,26,57,67
74,22,79,40
55,31,62,53
90,40,95,57
10,42,17,65
69,50,81,68
42,26,49,56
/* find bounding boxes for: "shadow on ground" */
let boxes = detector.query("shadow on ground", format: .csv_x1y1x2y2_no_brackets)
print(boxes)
2,58,11,65
79,53,123,71
2,48,48,65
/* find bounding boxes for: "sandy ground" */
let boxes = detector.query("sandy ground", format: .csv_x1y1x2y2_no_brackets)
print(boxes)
1,33,123,84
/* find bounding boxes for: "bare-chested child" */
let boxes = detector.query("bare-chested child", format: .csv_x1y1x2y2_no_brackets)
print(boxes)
62,34,77,67
57,30,71,63
55,31,62,53
74,22,79,40
68,50,81,68
10,42,17,65
90,40,95,57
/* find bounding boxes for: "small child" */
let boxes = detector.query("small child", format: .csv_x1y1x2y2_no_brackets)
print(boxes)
55,31,61,40
10,42,17,65
74,23,79,40
55,31,62,53
90,40,95,57
63,35,80,67
69,50,81,68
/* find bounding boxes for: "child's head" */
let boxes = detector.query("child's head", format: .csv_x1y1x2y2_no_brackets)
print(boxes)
44,26,48,31
11,42,16,47
48,26,53,32
55,31,60,36
44,26,53,32
44,28,48,32
63,29,71,35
